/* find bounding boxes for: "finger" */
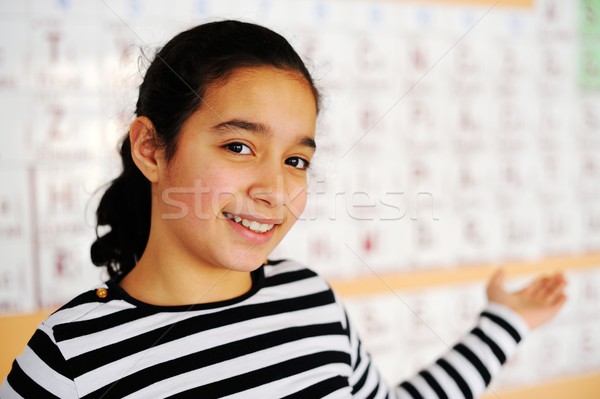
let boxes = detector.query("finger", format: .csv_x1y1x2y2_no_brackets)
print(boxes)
540,277,567,304
549,271,566,284
529,276,552,298
545,274,567,293
550,293,567,307
553,273,567,286
545,290,567,308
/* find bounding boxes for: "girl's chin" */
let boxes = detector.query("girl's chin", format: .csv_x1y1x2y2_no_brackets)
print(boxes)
217,253,270,272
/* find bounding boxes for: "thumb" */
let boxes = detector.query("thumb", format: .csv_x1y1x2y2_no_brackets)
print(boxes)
487,268,506,301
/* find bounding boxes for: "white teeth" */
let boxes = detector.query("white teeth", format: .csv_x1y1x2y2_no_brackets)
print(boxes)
224,212,274,233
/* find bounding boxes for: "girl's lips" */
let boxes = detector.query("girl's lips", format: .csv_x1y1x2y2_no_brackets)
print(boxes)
225,215,276,245
222,211,283,225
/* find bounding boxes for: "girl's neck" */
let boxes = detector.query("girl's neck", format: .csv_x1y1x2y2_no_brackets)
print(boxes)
119,241,253,307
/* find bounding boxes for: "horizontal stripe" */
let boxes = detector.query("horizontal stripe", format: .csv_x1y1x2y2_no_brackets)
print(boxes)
351,359,370,394
354,340,363,371
67,290,336,377
6,362,60,399
419,369,448,399
54,308,152,342
425,364,464,399
43,301,117,330
75,303,342,393
481,311,522,343
460,334,502,380
264,261,306,276
485,303,529,339
471,327,507,364
17,345,76,398
54,308,153,342
81,323,345,399
409,374,436,399
437,358,473,399
164,351,350,399
363,375,382,399
454,343,492,385
28,329,70,379
282,376,349,398
400,381,423,399
356,358,384,399
265,259,286,266
211,363,351,399
443,350,486,399
264,268,317,287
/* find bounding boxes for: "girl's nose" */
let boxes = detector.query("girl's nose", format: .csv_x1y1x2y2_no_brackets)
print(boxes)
248,169,287,208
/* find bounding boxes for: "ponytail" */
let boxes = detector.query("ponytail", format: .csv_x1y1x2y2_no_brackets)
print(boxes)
90,136,150,277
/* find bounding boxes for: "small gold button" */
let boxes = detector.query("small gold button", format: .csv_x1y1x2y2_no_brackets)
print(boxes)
96,288,108,299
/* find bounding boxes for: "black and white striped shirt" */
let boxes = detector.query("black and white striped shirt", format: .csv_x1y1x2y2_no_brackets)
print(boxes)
1,259,528,398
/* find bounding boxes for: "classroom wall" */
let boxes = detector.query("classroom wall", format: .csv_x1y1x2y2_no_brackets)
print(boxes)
1,0,599,395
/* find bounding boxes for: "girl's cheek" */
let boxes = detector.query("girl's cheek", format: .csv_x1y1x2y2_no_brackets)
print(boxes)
209,189,244,217
203,172,247,216
156,176,228,221
287,190,308,221
158,188,199,221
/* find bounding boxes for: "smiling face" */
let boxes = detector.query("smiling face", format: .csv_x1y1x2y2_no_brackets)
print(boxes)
151,67,317,274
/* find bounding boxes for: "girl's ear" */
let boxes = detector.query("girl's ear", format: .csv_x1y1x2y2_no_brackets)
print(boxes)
130,116,162,183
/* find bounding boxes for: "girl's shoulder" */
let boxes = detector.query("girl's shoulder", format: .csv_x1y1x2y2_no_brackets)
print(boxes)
40,282,134,339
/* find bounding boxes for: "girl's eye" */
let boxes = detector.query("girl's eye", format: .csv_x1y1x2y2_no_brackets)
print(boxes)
285,157,310,170
224,142,252,155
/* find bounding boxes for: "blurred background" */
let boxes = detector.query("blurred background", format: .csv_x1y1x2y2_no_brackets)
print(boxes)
0,0,599,397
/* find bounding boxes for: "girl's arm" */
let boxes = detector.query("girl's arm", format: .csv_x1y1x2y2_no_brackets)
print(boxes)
0,323,78,399
347,270,567,399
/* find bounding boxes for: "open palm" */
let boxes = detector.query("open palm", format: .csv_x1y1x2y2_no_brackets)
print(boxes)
486,269,567,330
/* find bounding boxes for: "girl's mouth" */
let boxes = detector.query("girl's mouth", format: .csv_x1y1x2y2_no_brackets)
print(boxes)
223,212,275,234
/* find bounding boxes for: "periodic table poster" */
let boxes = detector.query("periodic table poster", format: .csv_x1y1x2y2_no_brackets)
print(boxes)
0,0,599,391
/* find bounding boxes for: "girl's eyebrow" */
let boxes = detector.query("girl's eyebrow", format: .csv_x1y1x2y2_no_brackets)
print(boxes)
213,119,272,136
211,119,317,150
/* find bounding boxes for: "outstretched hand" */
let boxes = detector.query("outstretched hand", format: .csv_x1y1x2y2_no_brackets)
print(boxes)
486,269,567,330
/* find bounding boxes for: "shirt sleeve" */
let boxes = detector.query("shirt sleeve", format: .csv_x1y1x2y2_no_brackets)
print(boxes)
346,301,529,399
0,323,78,399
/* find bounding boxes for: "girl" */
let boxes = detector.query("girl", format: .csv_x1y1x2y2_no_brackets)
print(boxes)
2,20,566,399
